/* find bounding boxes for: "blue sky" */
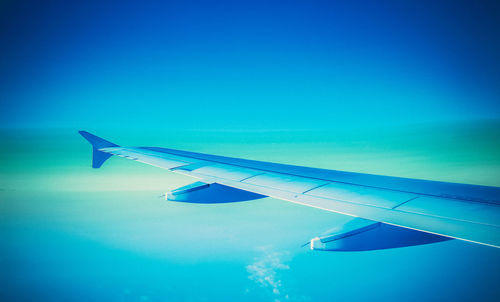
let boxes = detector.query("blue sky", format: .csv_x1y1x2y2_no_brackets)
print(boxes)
1,1,500,301
1,0,499,130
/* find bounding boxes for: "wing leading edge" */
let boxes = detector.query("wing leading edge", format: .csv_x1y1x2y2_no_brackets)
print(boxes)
79,131,500,250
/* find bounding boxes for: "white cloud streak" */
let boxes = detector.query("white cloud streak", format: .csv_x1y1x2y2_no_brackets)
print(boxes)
246,247,290,302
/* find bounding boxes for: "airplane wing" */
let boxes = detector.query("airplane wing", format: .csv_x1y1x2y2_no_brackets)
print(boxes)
79,131,500,251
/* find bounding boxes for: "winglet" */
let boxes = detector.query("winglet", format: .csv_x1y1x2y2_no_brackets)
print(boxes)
78,131,120,168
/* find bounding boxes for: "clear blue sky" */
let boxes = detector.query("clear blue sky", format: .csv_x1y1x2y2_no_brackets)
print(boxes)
1,0,499,130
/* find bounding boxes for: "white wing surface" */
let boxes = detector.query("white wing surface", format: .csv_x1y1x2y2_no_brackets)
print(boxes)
80,131,500,250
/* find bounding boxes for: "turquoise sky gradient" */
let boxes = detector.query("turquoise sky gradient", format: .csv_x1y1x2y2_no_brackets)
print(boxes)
1,1,500,130
1,1,500,301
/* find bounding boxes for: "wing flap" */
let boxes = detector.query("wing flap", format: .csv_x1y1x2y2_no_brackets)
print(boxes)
191,164,263,181
396,196,500,226
242,172,329,194
305,182,417,209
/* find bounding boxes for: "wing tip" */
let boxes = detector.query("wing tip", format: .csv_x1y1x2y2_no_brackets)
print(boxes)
79,130,119,168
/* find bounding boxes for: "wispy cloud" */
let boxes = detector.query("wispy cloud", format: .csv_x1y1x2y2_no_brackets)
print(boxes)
246,247,290,302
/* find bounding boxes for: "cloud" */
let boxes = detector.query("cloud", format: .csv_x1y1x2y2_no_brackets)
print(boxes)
246,247,290,302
